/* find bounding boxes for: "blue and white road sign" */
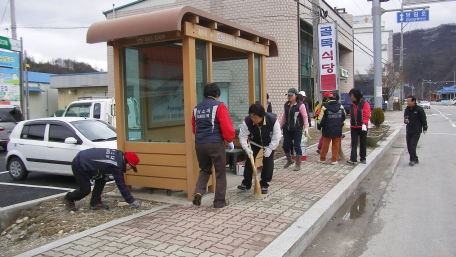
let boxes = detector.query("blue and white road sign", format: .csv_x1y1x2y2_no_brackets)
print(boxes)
397,10,429,23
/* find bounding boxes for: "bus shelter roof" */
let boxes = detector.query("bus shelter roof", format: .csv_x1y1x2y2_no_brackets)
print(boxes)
86,6,278,57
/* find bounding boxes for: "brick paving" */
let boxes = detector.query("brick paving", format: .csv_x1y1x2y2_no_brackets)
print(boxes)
35,131,387,257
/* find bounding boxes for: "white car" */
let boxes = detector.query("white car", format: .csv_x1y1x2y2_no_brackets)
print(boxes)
6,117,117,180
449,97,456,105
418,101,431,109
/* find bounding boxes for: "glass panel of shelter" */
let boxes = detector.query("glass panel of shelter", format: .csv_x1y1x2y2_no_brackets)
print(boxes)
122,39,262,142
123,40,185,143
211,44,250,131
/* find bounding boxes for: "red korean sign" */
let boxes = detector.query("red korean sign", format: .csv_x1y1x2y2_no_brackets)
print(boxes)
317,22,339,91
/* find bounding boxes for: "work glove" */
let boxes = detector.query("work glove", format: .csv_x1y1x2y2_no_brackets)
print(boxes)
227,142,234,152
263,147,272,158
92,171,103,180
303,128,309,137
362,124,367,131
244,147,253,158
131,201,140,209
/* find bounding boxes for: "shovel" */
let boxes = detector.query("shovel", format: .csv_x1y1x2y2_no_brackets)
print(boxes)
248,142,262,197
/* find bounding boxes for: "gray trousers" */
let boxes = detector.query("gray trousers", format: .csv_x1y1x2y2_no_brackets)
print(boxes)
194,142,227,208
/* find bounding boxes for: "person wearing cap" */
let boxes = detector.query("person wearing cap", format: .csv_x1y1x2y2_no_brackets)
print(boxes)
191,83,235,208
63,148,140,211
280,88,309,171
315,92,334,153
298,91,311,127
317,94,346,164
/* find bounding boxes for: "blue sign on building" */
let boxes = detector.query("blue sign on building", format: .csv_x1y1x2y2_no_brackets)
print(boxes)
0,50,20,69
397,10,429,23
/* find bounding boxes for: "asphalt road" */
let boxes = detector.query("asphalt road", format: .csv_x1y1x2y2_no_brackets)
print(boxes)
301,105,456,256
0,149,78,208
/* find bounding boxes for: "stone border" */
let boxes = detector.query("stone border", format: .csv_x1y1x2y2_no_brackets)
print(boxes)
15,204,170,257
257,128,401,257
0,192,69,232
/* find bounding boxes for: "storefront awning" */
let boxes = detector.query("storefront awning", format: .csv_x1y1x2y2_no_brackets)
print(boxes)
86,6,278,57
23,87,45,92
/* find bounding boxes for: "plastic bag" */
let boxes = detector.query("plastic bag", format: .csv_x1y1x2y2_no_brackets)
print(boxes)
301,134,308,147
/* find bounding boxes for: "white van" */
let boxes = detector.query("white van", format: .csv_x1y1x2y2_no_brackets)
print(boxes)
62,98,140,131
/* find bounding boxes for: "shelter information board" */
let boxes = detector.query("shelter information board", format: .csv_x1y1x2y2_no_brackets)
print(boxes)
317,22,339,91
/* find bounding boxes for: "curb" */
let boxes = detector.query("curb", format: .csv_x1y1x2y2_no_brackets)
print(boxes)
257,127,402,257
0,182,116,233
15,204,170,257
0,192,68,233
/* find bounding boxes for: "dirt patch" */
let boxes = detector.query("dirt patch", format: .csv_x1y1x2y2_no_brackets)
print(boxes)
0,184,164,257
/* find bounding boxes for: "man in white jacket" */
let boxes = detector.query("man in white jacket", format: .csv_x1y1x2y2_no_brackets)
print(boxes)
237,103,282,194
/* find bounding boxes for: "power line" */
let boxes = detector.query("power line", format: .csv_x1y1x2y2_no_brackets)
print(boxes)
0,0,9,27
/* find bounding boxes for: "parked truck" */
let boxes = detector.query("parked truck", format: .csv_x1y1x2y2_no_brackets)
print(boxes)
62,98,141,139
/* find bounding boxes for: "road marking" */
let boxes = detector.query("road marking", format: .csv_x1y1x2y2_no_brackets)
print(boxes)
0,182,73,191
426,132,456,136
0,171,9,174
452,124,456,128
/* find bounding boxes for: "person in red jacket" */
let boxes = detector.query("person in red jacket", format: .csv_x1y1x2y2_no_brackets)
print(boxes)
191,83,235,208
347,88,371,164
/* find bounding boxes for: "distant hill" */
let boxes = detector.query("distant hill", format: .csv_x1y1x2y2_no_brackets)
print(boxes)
393,23,456,98
25,56,99,74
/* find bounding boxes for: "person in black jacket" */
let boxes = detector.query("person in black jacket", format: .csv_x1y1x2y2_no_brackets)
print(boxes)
317,96,346,164
63,148,140,211
237,103,281,194
404,95,428,166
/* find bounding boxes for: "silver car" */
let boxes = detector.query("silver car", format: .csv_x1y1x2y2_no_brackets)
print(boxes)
0,105,24,151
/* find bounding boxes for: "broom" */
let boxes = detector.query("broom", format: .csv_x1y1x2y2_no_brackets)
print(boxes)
248,142,262,197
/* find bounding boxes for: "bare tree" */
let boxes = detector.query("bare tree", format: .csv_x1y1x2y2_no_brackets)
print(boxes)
367,63,406,102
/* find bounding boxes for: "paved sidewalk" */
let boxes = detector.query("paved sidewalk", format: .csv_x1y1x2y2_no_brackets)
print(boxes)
21,113,404,257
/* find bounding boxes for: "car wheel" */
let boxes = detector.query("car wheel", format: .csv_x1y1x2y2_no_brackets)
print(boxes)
8,157,28,180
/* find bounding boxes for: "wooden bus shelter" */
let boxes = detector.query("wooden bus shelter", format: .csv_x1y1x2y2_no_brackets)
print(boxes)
86,6,278,200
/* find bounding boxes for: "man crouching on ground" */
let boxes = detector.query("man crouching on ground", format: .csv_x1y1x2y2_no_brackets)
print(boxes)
63,148,140,211
237,103,281,194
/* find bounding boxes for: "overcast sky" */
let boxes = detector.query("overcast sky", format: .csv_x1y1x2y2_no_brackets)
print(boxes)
0,0,454,72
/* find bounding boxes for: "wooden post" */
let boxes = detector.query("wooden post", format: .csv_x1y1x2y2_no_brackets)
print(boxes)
113,44,125,152
208,42,213,83
248,52,255,105
182,34,199,201
261,55,267,110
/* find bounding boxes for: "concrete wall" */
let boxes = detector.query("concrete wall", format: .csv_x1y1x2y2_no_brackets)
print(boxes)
354,16,394,74
23,83,58,119
57,86,108,110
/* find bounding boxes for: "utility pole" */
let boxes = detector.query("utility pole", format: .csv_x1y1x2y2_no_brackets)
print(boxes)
453,70,455,100
372,0,383,108
24,51,30,120
10,0,17,39
399,1,404,110
297,0,301,90
312,0,319,110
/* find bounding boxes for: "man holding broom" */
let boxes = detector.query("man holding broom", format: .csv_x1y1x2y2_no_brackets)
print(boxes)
237,103,282,194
